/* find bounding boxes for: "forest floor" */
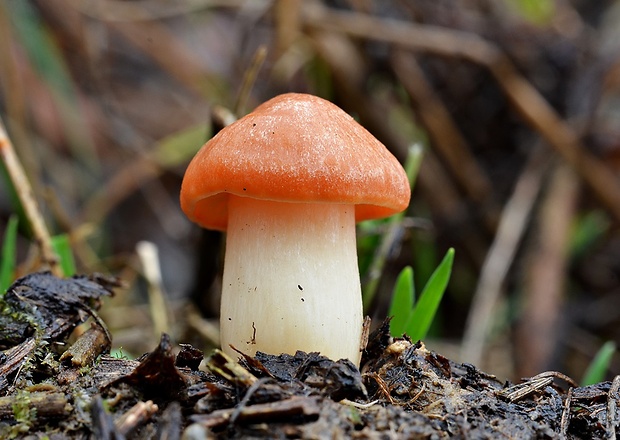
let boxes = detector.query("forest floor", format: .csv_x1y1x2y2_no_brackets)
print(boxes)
0,272,615,439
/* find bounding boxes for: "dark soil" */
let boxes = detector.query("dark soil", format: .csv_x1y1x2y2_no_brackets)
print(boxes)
0,272,617,439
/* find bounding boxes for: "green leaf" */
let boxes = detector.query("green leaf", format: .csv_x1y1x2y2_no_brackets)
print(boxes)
389,266,415,337
51,234,76,277
506,0,554,25
405,248,455,341
0,216,19,294
581,341,616,386
152,124,211,168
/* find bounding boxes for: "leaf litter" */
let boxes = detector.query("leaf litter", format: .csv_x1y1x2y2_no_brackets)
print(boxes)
0,272,617,438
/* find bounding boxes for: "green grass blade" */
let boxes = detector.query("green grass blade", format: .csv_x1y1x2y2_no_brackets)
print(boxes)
152,123,211,168
404,143,424,194
581,341,616,386
51,234,76,277
388,266,415,337
0,216,19,294
361,144,424,311
569,211,609,260
405,248,455,341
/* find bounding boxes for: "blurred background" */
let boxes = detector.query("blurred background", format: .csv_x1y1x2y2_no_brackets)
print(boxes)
1,0,620,383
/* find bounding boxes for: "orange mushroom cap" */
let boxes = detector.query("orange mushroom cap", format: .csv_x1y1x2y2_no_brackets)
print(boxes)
180,93,411,231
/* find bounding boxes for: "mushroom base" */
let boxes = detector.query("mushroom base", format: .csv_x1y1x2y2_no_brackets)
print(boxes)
220,196,363,365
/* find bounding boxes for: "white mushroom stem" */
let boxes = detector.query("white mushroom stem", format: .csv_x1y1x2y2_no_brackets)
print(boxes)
220,196,363,365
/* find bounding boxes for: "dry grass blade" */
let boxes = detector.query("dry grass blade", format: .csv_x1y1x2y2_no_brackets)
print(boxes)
516,164,578,376
461,148,549,365
115,400,159,437
136,241,171,338
274,0,302,58
0,116,60,276
234,45,268,116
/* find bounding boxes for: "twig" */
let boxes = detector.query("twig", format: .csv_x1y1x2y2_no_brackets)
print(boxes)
0,116,60,275
499,371,578,402
340,398,379,409
69,0,268,22
560,387,573,440
302,4,498,64
500,375,554,402
59,323,111,367
461,148,549,365
607,375,620,439
230,377,271,425
370,372,396,405
191,396,320,429
115,400,159,437
0,338,36,394
136,241,171,338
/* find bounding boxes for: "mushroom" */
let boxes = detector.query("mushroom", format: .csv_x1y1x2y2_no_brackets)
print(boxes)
180,93,410,365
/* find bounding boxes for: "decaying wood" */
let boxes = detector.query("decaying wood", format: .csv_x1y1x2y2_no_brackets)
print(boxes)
499,371,578,402
191,396,321,429
0,391,70,419
0,338,35,394
206,349,258,387
116,400,159,437
60,323,111,367
607,375,620,438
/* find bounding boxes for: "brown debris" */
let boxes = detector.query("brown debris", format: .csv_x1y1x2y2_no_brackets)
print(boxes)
191,396,321,430
1,274,619,438
2,272,114,342
116,400,159,437
175,343,204,370
107,333,188,400
0,272,114,395
0,391,70,420
60,322,111,367
0,338,35,393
